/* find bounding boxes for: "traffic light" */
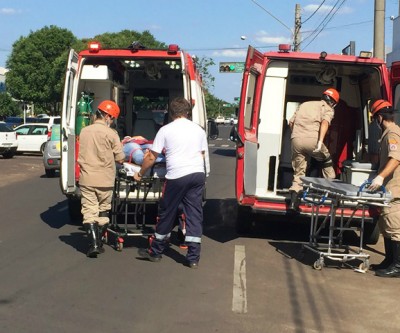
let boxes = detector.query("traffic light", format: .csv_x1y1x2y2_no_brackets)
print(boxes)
220,63,236,72
219,62,244,73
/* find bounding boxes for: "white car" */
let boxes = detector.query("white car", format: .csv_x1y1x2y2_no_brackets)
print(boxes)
0,121,18,158
215,116,225,125
14,123,51,154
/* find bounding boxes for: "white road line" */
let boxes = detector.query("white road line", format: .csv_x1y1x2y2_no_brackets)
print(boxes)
232,245,247,314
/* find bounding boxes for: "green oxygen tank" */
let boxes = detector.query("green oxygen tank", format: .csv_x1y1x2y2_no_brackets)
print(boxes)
76,92,94,135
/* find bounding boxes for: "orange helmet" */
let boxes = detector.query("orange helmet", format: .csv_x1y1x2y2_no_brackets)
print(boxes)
98,100,120,119
323,88,340,104
370,99,392,117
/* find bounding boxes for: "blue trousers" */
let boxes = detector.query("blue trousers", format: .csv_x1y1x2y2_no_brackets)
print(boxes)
150,172,205,263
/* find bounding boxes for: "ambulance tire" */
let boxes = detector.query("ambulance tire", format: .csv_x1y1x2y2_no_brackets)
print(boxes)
363,219,380,245
235,205,253,235
68,197,83,224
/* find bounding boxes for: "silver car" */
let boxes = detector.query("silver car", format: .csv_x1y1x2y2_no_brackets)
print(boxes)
43,124,61,177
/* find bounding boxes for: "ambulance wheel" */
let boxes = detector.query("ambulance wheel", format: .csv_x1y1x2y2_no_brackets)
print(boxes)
235,205,253,235
363,220,380,245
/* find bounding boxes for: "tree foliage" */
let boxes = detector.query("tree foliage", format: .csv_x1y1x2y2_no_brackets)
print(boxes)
5,26,224,117
6,26,77,111
0,92,20,119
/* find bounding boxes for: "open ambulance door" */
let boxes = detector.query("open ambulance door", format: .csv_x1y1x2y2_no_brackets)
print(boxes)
60,49,79,196
235,46,264,202
181,52,192,104
391,61,400,124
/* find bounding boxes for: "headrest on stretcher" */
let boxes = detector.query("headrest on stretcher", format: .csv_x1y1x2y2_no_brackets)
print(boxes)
301,176,392,200
122,162,166,178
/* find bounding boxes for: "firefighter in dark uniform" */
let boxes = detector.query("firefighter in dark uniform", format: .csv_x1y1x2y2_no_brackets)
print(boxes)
288,88,340,211
78,100,125,258
367,100,400,277
135,97,208,269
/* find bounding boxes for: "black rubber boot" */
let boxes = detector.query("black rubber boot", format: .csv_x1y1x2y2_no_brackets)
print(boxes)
84,223,101,258
288,191,300,212
98,223,108,253
375,240,400,277
370,237,392,270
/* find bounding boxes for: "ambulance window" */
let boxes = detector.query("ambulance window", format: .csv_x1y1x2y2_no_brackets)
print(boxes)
244,73,257,129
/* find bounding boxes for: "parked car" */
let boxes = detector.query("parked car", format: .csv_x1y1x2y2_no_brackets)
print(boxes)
14,123,51,154
37,116,61,126
215,115,225,125
0,121,18,158
43,124,61,177
5,116,23,129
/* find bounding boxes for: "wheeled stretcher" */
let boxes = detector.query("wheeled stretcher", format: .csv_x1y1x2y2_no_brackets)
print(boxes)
300,176,392,271
107,162,166,251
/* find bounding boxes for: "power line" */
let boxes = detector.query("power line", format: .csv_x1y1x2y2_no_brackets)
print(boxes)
302,0,327,24
301,0,347,50
250,0,293,34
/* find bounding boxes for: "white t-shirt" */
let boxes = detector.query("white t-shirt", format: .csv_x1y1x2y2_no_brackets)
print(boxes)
151,118,208,179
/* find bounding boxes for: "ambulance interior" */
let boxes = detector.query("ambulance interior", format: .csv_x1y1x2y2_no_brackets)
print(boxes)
76,57,185,141
258,60,384,195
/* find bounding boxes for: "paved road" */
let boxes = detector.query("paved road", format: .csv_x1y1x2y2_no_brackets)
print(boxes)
1,137,400,332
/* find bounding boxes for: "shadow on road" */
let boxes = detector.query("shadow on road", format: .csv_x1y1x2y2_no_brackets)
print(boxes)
210,149,236,157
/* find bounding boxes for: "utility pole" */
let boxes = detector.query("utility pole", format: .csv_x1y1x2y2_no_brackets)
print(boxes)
373,0,385,60
293,4,301,51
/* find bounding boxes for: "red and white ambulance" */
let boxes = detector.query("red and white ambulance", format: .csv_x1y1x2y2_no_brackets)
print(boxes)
60,42,210,219
234,45,400,244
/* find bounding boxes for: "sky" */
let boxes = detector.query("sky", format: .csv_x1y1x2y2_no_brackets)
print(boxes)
1,0,400,103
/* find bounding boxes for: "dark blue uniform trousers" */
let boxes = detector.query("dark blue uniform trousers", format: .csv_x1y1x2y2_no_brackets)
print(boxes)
149,172,205,263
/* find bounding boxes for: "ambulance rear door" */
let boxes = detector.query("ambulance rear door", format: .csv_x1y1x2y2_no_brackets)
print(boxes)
60,49,79,195
181,51,192,103
236,46,264,202
391,61,400,124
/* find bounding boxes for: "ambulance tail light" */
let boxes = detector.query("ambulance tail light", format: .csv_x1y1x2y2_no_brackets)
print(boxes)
88,41,101,53
168,44,180,54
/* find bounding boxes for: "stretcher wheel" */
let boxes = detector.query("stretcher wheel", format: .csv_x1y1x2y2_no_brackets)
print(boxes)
116,237,124,251
358,261,369,272
313,259,324,270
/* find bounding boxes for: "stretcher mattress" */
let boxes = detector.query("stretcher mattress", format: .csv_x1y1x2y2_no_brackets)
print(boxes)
301,176,391,199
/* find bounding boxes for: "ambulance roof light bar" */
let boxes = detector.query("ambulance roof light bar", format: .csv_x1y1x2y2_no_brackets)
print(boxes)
168,44,180,54
278,44,291,53
88,41,101,53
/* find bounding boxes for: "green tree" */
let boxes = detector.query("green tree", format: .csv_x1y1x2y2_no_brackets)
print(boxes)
0,92,20,119
90,29,166,49
6,25,77,114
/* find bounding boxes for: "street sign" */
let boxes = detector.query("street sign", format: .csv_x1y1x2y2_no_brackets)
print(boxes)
219,62,245,73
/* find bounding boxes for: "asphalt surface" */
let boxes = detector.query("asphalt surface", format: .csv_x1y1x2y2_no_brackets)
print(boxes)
1,129,400,333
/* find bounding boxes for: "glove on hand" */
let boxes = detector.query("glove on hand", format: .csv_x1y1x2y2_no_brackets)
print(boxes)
313,141,323,153
369,175,384,192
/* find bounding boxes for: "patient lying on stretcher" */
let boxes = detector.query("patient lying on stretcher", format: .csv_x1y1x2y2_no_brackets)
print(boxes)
121,136,166,178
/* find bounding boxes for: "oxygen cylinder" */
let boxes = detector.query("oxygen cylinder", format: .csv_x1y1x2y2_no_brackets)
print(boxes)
76,92,93,135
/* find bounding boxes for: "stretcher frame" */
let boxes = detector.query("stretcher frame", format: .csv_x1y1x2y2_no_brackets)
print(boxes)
107,167,165,251
300,177,391,272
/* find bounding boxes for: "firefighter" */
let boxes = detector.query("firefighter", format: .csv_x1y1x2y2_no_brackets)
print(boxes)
288,88,340,212
367,99,400,277
134,97,208,269
78,100,125,258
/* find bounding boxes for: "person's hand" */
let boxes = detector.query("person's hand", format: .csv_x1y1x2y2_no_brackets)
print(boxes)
133,172,142,182
313,141,323,153
369,175,384,192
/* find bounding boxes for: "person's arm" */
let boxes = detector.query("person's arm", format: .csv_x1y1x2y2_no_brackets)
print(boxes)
313,119,330,152
133,149,159,181
318,119,330,143
369,158,400,191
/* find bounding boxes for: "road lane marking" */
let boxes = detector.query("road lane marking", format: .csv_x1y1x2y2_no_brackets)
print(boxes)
232,245,247,314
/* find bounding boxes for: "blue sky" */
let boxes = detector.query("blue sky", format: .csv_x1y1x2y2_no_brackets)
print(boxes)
0,0,399,102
